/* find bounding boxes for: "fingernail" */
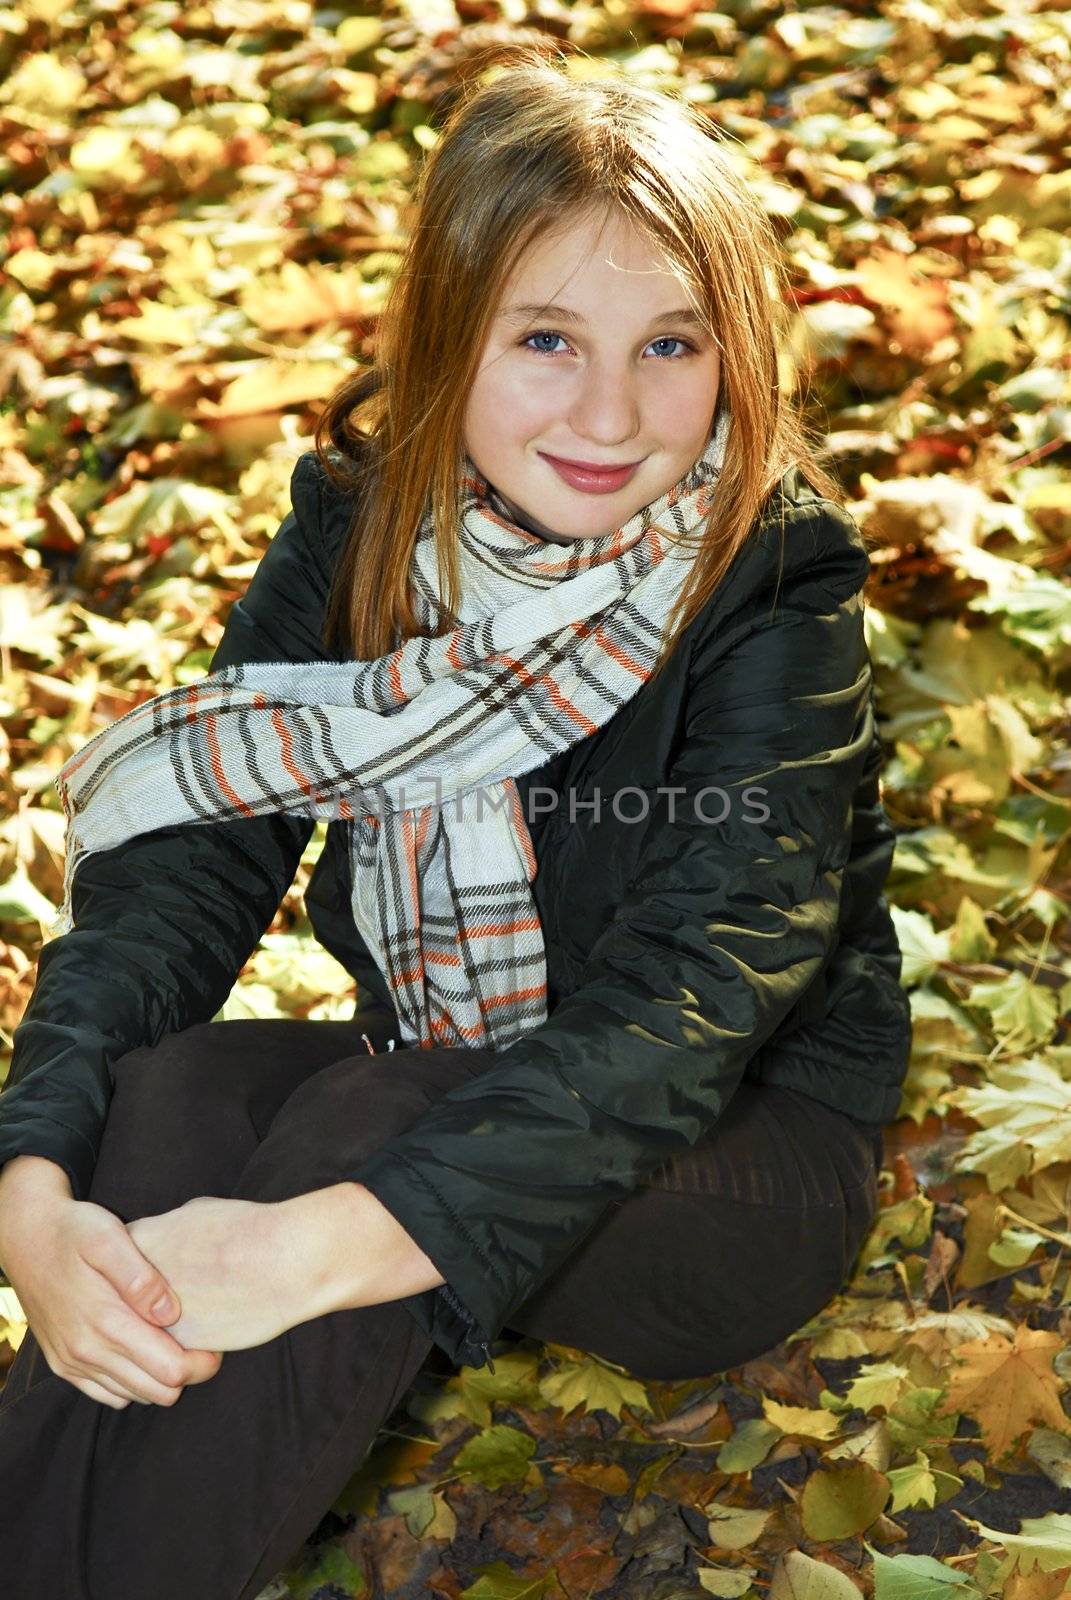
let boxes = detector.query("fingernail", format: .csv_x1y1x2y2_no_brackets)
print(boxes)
150,1295,173,1318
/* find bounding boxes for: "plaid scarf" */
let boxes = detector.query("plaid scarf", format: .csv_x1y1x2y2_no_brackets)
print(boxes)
52,411,729,1051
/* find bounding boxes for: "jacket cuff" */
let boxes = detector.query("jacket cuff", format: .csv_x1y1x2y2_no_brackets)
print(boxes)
351,1149,508,1353
0,1117,97,1208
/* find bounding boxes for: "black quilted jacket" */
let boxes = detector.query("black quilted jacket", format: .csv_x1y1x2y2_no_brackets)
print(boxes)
0,452,911,1372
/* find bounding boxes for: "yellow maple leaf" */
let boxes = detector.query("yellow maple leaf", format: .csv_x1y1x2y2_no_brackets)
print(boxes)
538,1353,651,1421
936,1324,1071,1462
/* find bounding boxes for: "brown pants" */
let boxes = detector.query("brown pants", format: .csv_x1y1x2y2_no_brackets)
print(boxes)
0,1006,881,1599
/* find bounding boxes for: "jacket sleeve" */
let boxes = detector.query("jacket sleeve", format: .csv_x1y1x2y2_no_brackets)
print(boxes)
347,504,876,1347
0,455,334,1203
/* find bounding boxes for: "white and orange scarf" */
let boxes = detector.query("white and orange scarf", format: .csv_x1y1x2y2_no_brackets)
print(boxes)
52,411,729,1051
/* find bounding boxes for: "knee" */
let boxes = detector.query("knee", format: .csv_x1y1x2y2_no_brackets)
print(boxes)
277,1042,492,1132
109,1023,231,1120
94,1024,249,1217
267,1049,443,1146
231,1045,493,1204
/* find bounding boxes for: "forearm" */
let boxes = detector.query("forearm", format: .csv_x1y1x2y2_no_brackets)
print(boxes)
281,1181,446,1319
0,1156,74,1274
0,1154,73,1202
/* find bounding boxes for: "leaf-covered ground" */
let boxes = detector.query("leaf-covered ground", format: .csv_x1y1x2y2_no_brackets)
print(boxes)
2,0,1071,1595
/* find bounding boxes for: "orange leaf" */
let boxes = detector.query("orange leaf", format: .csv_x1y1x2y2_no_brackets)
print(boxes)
936,1324,1071,1463
855,249,955,357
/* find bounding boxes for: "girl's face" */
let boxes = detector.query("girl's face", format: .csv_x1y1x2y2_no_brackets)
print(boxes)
461,208,721,545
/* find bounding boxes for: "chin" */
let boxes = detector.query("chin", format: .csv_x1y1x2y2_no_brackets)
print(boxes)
510,466,650,540
542,503,620,532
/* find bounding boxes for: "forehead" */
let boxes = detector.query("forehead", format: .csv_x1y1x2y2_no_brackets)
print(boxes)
499,300,707,328
496,210,698,319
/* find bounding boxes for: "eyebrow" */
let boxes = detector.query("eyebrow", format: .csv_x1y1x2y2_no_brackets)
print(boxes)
500,302,708,330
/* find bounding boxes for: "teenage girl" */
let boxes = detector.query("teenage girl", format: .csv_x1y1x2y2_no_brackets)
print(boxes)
0,56,909,1600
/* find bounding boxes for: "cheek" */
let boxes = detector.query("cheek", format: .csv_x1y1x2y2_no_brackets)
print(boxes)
653,370,720,449
470,363,552,435
661,362,719,415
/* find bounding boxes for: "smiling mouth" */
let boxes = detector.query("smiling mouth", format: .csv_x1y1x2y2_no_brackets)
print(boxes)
541,453,644,471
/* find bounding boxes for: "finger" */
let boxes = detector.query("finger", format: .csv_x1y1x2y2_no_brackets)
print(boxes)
120,1257,181,1327
90,1352,184,1408
105,1307,218,1392
181,1350,225,1384
73,1375,132,1409
38,1337,140,1406
80,1281,221,1393
102,1319,191,1393
52,1333,166,1404
84,1369,149,1405
84,1221,182,1327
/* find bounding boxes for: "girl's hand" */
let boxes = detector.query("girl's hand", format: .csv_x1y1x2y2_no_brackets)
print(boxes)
127,1196,312,1353
0,1173,223,1410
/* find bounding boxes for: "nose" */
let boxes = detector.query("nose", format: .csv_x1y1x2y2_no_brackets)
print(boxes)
567,358,642,449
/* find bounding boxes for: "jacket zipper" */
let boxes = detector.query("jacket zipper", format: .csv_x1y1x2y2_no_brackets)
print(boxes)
438,1281,495,1374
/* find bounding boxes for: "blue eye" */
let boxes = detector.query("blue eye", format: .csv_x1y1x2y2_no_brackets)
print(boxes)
524,330,569,355
521,330,695,359
648,336,692,359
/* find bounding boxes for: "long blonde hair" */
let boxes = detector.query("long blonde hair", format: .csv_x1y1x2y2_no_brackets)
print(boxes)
314,50,842,687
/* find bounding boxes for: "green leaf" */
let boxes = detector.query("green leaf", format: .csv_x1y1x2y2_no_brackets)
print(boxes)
885,1385,959,1456
841,1361,912,1415
453,1424,536,1490
947,1059,1071,1190
800,1460,890,1541
859,1193,935,1270
959,1510,1071,1575
459,1560,557,1600
948,896,997,962
867,1545,982,1599
716,1417,781,1473
282,1541,367,1599
888,906,951,984
967,969,1059,1050
409,1348,545,1428
385,1483,436,1538
988,1224,1046,1268
885,1449,937,1513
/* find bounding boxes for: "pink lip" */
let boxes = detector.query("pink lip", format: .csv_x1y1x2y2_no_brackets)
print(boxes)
539,452,643,494
543,453,642,471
